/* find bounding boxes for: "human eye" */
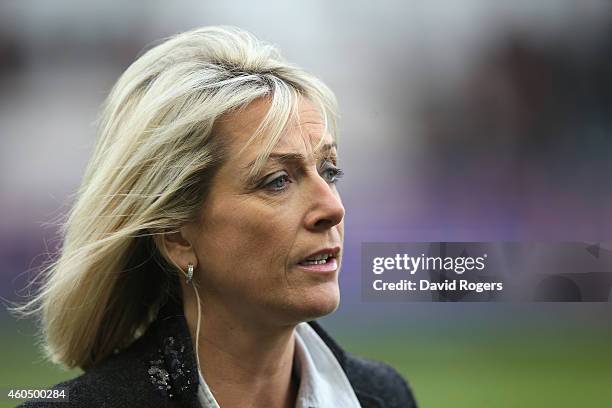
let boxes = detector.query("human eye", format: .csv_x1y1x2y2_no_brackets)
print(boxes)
319,161,344,184
261,171,292,192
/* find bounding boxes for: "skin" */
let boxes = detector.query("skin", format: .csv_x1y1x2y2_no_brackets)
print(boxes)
163,97,345,408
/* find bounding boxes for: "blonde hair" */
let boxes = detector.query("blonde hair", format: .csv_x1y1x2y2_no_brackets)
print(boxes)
15,26,338,370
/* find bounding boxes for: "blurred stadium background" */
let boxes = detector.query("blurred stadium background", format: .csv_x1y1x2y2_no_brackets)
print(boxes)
1,1,611,407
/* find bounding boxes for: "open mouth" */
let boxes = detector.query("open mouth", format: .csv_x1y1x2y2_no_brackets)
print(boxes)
296,247,341,273
298,251,337,266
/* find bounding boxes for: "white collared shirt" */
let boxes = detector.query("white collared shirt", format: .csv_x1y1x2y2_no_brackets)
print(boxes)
197,322,361,408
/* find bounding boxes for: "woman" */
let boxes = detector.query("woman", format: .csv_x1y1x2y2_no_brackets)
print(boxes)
18,26,417,408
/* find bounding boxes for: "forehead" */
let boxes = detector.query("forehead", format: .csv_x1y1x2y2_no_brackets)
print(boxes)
216,97,335,162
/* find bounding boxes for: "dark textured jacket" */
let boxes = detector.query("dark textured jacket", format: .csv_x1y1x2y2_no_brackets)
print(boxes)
20,300,417,408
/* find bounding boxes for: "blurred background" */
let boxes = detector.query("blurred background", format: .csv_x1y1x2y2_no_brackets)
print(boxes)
1,1,611,406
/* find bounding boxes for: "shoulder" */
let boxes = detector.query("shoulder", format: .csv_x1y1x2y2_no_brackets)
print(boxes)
308,320,418,408
16,368,123,408
17,302,203,408
344,352,418,408
16,333,176,408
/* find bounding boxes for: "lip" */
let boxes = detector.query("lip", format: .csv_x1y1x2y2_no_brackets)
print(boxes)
296,246,341,274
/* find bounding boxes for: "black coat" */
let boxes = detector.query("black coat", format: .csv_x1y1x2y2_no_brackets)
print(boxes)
19,300,417,408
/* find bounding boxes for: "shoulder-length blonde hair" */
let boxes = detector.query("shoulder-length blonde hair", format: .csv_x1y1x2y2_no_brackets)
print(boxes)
17,26,338,370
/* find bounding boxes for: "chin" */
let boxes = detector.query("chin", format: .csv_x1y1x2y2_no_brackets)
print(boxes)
293,282,340,322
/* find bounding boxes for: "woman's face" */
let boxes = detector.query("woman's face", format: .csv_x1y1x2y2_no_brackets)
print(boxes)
187,98,345,327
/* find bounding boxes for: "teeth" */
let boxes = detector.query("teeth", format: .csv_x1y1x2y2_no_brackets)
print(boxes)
301,259,328,265
311,253,332,261
301,252,334,264
311,253,329,261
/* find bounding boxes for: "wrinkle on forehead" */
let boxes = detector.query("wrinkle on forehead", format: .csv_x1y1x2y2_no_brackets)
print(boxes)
272,99,333,153
211,91,336,193
217,96,335,181
214,97,272,143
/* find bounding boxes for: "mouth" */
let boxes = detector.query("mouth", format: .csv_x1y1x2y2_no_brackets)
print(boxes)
297,247,341,273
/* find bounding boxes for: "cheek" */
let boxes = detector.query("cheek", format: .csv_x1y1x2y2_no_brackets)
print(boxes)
195,199,300,288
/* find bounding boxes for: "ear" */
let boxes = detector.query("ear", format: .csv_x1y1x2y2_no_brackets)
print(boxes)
157,226,198,272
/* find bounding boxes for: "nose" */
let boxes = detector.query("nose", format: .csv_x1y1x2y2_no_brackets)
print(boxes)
304,176,345,231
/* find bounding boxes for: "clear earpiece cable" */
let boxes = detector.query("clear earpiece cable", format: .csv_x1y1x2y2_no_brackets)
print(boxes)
193,282,202,374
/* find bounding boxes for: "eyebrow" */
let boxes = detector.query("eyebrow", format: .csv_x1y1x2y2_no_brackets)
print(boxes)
243,142,338,170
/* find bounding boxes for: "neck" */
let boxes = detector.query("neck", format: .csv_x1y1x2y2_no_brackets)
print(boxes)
183,294,298,408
